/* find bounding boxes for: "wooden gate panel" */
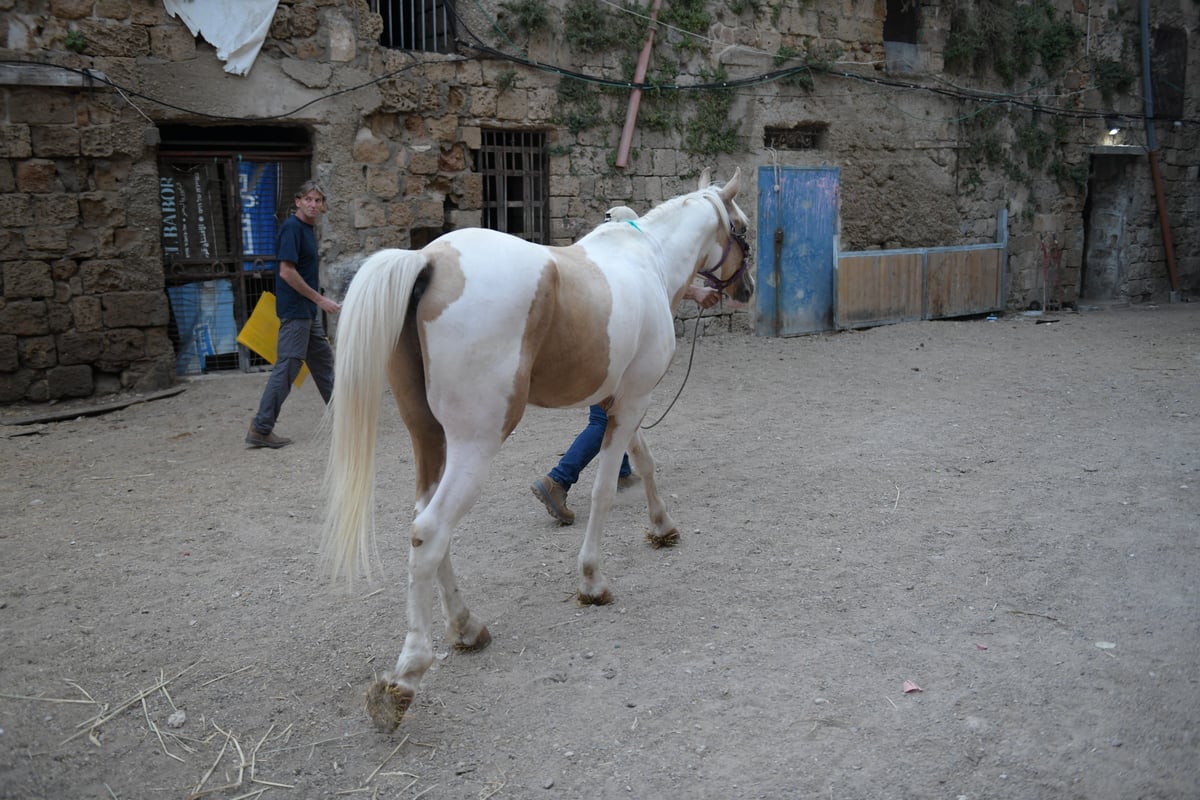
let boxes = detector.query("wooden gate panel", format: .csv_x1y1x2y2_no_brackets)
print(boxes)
926,248,1003,319
835,252,923,328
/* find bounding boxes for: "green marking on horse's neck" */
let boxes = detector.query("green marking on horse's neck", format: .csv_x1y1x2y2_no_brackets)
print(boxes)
627,220,642,232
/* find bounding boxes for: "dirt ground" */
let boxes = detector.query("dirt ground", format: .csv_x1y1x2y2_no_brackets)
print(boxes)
1,302,1198,800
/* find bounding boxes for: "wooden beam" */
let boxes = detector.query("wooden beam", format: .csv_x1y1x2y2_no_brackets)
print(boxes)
0,64,109,88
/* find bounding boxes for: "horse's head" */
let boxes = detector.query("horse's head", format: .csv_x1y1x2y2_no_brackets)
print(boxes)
696,168,754,304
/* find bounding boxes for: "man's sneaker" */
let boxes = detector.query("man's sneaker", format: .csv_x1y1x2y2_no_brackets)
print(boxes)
245,425,292,449
617,472,640,491
531,476,574,525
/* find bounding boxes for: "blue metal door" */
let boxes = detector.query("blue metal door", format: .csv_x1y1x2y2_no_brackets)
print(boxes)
755,166,840,336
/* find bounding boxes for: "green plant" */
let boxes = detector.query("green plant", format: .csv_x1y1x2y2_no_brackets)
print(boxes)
499,0,551,37
65,30,86,53
683,68,740,155
660,0,713,54
1093,57,1135,102
563,0,642,52
496,69,519,93
553,77,604,134
945,0,1081,84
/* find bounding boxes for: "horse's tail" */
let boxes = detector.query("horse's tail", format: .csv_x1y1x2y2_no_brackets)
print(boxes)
321,248,428,585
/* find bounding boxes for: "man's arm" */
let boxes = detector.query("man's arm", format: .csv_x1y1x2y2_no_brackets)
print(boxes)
279,261,341,313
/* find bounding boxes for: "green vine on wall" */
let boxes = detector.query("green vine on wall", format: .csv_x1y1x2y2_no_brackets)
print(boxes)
945,0,1082,85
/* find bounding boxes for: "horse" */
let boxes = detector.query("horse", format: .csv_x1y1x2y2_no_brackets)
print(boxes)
322,167,753,731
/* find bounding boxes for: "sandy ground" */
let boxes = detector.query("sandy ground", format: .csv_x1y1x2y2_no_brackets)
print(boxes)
1,302,1198,800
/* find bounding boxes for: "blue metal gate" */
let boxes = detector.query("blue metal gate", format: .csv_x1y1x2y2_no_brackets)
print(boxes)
755,166,840,337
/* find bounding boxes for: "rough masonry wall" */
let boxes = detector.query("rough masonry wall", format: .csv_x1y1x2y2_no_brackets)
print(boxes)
0,0,1196,402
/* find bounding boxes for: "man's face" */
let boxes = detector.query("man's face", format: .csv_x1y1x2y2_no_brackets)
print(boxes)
295,190,326,224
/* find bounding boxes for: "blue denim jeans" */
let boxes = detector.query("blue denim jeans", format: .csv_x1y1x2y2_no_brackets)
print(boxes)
548,405,632,490
252,316,334,434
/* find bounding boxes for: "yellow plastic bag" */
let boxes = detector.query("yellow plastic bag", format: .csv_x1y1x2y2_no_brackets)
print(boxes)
237,291,310,387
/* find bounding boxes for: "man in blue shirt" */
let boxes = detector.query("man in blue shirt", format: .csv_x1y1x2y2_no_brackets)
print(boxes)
246,180,341,448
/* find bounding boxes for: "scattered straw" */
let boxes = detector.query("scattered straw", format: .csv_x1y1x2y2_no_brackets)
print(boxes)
412,784,439,800
200,665,254,688
61,661,201,746
365,735,409,784
0,692,96,705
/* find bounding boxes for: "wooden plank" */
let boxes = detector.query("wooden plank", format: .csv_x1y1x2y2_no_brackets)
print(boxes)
1,386,186,427
835,252,923,329
926,248,1003,318
0,64,108,87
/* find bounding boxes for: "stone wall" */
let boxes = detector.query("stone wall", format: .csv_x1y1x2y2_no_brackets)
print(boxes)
0,0,1196,402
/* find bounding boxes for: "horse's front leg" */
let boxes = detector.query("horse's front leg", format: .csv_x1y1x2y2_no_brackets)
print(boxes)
576,442,625,605
626,429,678,547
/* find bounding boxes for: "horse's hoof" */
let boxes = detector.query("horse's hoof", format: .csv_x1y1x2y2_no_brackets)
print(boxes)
365,679,414,732
646,528,680,549
454,624,492,652
577,588,613,606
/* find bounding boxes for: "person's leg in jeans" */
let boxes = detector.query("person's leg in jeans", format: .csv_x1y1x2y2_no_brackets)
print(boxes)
548,406,634,489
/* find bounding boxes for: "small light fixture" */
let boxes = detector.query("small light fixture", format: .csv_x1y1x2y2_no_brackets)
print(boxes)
1105,115,1121,136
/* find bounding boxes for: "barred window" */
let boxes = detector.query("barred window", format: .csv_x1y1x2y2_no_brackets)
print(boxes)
477,130,550,244
373,0,456,53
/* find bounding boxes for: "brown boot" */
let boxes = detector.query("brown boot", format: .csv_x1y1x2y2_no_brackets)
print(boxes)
531,476,574,525
245,424,292,449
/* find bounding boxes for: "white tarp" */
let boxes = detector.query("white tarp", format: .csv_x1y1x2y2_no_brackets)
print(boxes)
163,0,280,76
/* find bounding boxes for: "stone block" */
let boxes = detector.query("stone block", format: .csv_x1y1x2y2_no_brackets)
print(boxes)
24,226,69,255
99,328,144,367
326,12,355,62
0,335,17,371
19,335,56,369
0,195,31,228
2,261,55,298
352,127,391,164
32,193,80,225
47,364,93,398
409,148,439,175
80,259,161,293
149,24,196,61
57,330,106,364
366,166,400,197
0,125,33,158
15,160,57,193
80,125,116,158
353,200,387,229
0,369,34,403
77,20,150,58
48,302,73,333
79,192,125,227
102,291,170,327
0,299,49,335
70,296,103,331
50,0,92,19
31,125,80,157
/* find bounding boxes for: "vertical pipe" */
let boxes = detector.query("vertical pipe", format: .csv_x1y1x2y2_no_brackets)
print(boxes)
1139,0,1180,293
615,0,664,169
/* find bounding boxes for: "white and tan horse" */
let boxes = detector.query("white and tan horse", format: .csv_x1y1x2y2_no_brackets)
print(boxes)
323,168,752,731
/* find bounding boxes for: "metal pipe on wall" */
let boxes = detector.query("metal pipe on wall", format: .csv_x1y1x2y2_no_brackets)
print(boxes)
1139,0,1180,295
616,0,664,169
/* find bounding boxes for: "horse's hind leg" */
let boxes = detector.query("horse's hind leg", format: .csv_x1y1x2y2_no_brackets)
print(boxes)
365,443,494,732
627,429,679,547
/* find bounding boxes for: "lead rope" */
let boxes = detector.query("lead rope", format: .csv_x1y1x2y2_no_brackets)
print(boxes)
640,305,706,430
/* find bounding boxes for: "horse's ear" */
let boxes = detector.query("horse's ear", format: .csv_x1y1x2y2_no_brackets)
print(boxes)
719,167,742,201
698,167,712,189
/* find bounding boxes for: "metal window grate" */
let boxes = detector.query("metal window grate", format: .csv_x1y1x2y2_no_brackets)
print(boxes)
764,124,827,151
477,130,550,243
373,0,456,53
158,127,311,375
